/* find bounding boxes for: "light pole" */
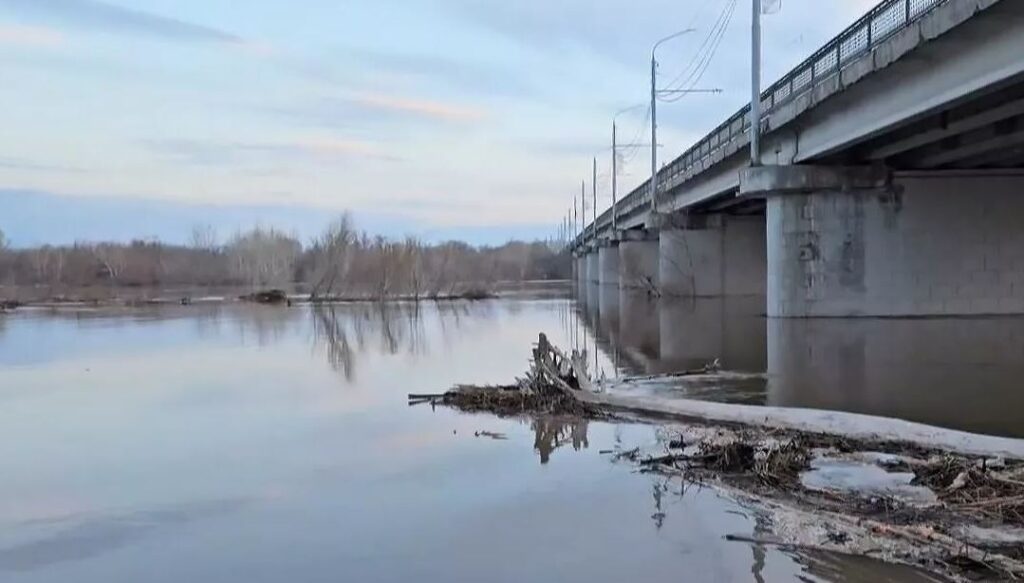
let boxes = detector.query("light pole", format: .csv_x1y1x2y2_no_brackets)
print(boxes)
751,0,762,166
651,28,696,213
580,180,586,243
612,104,647,233
591,157,597,241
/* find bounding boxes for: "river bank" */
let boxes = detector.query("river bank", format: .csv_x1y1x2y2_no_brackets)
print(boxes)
0,280,571,310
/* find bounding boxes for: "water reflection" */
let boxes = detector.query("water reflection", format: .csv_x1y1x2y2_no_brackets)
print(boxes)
531,416,589,464
767,317,1024,438
309,301,492,381
0,299,964,582
573,283,1024,437
577,285,765,378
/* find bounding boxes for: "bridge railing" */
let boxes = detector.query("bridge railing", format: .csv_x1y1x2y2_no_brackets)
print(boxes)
576,0,947,249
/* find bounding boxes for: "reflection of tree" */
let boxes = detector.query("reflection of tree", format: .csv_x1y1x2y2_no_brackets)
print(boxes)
531,415,589,464
312,305,355,381
311,301,483,382
235,305,291,347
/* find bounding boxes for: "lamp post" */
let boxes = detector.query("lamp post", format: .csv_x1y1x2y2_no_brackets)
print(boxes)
751,0,762,166
611,104,647,233
650,28,696,213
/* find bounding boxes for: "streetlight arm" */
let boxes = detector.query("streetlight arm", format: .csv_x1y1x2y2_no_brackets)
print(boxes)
613,103,646,121
651,28,697,59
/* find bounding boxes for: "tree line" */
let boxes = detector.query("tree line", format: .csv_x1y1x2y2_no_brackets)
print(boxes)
0,216,570,300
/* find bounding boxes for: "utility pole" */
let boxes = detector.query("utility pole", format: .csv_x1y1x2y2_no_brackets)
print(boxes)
611,121,617,232
650,29,696,214
592,157,597,241
580,180,586,242
573,199,578,243
751,0,762,166
650,53,658,213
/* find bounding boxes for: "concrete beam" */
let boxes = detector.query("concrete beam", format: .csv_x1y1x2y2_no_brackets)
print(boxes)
648,211,723,231
611,228,659,242
739,165,891,197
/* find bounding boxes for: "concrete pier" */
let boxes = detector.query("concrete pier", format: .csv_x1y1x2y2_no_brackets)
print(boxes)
658,216,766,298
597,243,619,288
749,167,1024,317
618,235,659,292
586,252,600,285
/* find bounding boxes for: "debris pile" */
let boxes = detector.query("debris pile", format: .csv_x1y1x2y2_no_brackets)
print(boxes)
408,333,604,416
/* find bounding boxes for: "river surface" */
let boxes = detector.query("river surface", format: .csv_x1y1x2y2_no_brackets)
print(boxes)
0,298,970,582
583,286,1024,438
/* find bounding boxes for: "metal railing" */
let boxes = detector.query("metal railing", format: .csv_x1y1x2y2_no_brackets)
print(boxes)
575,0,948,249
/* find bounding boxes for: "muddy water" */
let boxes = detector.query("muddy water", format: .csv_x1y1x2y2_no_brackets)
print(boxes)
0,300,943,582
579,287,1024,438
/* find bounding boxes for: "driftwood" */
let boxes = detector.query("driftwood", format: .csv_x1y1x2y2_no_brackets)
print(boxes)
407,334,600,416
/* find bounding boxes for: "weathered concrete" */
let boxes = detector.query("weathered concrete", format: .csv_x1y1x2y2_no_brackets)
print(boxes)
659,216,767,297
659,228,721,297
586,251,600,284
598,243,619,288
619,239,659,292
740,165,890,196
767,173,1024,317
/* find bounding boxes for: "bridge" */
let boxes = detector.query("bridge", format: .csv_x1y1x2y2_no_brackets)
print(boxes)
570,0,1024,317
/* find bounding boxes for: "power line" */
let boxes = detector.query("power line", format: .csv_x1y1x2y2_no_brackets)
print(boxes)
660,0,738,103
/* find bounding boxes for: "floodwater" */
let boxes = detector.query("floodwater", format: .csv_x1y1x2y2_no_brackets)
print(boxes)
581,284,1024,438
0,298,946,582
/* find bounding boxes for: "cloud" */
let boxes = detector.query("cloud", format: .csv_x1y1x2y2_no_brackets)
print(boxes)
344,48,536,98
252,93,486,132
0,24,65,47
142,137,398,167
347,93,486,123
0,0,242,45
0,156,84,174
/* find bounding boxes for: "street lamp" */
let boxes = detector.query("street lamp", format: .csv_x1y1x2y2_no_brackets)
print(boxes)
611,104,647,232
651,28,696,213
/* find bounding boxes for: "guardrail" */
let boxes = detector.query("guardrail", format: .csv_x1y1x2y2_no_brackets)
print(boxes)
573,0,948,250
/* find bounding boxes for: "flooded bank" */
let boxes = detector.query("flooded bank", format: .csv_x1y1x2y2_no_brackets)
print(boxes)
0,300,949,582
573,285,1024,438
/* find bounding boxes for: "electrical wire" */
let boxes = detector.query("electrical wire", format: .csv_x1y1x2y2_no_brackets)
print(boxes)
659,0,738,103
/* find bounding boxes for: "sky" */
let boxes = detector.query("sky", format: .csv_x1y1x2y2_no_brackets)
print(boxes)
0,0,876,246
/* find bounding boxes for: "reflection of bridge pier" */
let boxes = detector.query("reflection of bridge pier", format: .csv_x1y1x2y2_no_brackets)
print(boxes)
574,283,768,377
659,297,766,374
767,317,1024,437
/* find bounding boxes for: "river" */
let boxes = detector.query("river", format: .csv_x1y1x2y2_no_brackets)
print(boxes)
0,298,962,582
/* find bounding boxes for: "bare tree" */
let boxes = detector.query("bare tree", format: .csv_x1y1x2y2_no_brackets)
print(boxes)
189,224,218,251
309,213,356,298
93,243,128,281
227,227,301,289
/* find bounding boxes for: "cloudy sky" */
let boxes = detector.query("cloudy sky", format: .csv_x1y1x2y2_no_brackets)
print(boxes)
0,0,875,245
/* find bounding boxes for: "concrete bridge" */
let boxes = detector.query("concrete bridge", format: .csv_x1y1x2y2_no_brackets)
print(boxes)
571,0,1024,317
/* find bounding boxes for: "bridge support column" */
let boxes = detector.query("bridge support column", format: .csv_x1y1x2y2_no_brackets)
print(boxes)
574,254,587,288
586,250,600,284
656,214,766,298
743,165,1024,317
598,243,620,288
617,230,659,292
